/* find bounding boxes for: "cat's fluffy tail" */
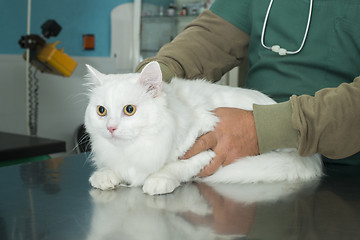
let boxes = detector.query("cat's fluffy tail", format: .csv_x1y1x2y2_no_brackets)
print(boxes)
201,150,323,184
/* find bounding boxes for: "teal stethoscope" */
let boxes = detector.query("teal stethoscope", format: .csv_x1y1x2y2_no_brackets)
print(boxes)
261,0,314,55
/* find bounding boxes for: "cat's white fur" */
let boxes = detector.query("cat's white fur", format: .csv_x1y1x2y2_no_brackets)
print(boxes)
84,61,322,195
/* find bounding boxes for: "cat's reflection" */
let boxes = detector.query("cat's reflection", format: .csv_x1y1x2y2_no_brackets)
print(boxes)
86,181,318,240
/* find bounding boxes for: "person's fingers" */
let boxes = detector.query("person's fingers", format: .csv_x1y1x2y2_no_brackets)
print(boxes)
181,131,217,159
198,152,225,177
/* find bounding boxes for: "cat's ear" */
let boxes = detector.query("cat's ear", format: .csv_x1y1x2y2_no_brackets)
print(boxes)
138,61,162,97
85,64,104,86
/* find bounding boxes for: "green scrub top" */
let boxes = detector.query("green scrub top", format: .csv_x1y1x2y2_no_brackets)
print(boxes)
211,0,360,103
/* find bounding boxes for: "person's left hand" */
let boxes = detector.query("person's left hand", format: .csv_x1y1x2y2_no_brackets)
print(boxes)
181,107,259,177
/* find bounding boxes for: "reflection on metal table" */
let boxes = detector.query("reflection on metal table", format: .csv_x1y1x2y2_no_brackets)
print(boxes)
1,153,360,240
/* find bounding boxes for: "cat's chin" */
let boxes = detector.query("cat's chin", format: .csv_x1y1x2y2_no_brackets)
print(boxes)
104,134,136,144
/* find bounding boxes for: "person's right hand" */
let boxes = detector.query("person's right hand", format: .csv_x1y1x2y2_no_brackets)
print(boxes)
181,107,259,177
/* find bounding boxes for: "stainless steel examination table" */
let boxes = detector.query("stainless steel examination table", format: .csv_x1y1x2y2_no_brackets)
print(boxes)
1,153,359,240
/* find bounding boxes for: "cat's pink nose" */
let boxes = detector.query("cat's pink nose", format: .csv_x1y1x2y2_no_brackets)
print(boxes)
107,126,117,134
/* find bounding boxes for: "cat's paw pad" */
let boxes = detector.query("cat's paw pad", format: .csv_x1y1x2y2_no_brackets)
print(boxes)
89,169,120,190
143,176,180,195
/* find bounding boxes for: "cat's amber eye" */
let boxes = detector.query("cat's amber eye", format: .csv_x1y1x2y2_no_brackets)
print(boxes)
97,105,107,116
123,105,136,116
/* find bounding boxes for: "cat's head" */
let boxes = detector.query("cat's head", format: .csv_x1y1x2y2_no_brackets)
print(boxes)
84,61,166,144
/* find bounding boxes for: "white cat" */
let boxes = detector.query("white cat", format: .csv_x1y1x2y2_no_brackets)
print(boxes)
84,61,322,195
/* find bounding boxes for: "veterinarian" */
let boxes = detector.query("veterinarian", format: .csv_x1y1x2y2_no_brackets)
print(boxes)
136,0,360,176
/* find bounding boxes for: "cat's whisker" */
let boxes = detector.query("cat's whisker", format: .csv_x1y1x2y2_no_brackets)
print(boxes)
66,92,90,106
83,151,94,167
72,139,92,154
73,124,92,154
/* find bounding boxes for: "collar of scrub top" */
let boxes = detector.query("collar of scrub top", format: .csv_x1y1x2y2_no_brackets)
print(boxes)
261,0,314,56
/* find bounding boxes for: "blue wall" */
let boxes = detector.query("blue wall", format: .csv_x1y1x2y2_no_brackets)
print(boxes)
0,0,131,57
0,0,171,57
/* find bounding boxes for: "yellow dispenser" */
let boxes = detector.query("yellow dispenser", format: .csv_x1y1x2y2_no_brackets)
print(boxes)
36,41,77,77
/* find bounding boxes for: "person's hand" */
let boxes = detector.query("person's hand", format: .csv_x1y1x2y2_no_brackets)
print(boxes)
181,107,259,177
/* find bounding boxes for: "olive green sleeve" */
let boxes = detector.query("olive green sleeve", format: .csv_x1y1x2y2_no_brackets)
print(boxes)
253,77,360,159
136,10,250,82
290,77,360,159
253,102,298,154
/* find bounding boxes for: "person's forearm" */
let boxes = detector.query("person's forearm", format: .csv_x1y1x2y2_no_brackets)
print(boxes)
291,77,360,159
136,10,249,82
254,77,360,159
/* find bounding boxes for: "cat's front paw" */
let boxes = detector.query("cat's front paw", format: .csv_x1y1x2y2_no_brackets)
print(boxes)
89,169,121,190
143,175,180,195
